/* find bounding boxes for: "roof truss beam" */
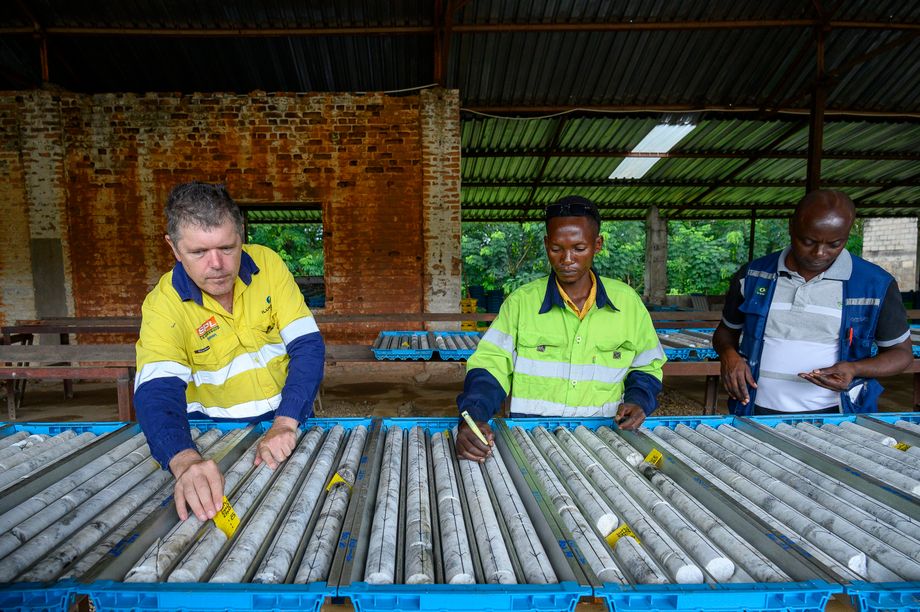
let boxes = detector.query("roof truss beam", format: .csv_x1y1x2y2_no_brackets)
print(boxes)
462,179,920,189
462,106,920,119
462,149,920,161
4,20,919,38
672,120,805,217
460,202,920,211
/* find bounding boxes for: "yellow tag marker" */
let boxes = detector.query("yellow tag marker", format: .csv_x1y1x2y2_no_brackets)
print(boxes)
326,471,352,491
213,496,239,539
644,448,663,468
895,441,912,452
605,524,640,548
460,411,489,446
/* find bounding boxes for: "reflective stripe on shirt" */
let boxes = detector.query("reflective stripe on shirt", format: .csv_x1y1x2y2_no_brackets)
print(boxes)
135,360,192,390
513,355,628,384
280,316,320,345
632,344,666,367
482,327,515,354
187,393,283,419
191,342,287,387
510,396,621,417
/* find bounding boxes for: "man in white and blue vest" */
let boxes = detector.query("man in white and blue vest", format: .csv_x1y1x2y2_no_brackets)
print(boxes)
455,196,666,461
713,190,912,416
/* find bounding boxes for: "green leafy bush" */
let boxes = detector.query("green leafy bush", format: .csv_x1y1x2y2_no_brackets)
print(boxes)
462,219,862,297
247,224,324,276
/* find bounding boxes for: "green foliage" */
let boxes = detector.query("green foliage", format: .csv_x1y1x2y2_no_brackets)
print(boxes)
846,218,864,255
245,217,866,297
461,217,864,297
247,224,324,276
667,222,743,295
461,222,548,294
593,221,646,291
752,219,790,258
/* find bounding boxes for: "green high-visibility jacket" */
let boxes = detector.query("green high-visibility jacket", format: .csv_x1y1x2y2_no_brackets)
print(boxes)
463,273,666,419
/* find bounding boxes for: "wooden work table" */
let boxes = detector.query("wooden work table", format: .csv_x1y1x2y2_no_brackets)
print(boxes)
2,341,918,421
0,343,136,422
6,309,919,421
0,342,726,421
0,309,733,341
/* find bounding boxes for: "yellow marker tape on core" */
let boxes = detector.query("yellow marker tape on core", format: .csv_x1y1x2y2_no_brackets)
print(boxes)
213,496,239,539
326,472,351,491
644,448,663,468
895,441,912,451
605,524,640,548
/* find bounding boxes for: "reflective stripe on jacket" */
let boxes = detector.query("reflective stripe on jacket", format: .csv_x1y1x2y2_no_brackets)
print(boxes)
465,274,665,418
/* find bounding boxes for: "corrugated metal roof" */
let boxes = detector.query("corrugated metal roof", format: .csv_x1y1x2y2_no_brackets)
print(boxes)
22,1,434,29
450,1,920,112
243,205,321,223
460,115,920,221
454,0,810,23
4,1,918,110
1,1,918,220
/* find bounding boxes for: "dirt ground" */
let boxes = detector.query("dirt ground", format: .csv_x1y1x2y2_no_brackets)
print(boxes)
5,361,916,423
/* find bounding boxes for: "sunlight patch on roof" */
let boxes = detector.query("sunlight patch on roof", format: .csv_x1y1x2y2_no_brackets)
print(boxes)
608,123,697,179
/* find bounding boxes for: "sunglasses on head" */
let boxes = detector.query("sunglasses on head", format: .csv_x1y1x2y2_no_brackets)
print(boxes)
546,201,599,220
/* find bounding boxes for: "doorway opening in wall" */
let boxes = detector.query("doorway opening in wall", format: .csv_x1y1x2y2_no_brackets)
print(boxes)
242,205,325,309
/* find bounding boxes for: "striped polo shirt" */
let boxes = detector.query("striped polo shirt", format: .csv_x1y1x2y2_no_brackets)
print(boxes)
723,247,908,412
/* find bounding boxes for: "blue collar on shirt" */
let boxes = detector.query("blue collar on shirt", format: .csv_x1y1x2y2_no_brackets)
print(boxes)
171,250,260,306
538,268,618,314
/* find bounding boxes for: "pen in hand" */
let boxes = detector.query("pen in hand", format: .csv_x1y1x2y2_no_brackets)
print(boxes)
460,410,490,446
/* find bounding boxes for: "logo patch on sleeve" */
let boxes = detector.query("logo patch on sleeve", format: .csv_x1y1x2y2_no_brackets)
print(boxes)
197,316,220,338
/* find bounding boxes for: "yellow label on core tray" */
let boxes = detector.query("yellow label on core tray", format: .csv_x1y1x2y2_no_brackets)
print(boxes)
326,471,351,491
644,448,663,468
213,496,239,539
895,441,911,451
605,523,640,548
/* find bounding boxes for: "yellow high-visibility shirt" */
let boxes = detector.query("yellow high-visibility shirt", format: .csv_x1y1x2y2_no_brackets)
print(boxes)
135,244,322,425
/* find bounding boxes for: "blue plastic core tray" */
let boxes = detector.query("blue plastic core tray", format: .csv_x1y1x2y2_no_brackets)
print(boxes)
371,331,482,361
431,330,480,360
657,328,717,361
4,414,919,612
371,331,434,361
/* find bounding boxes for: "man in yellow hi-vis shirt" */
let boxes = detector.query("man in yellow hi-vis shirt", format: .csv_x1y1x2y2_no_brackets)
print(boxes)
456,195,665,462
135,182,324,521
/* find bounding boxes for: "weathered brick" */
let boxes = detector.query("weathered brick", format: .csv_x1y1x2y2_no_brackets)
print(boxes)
0,89,462,342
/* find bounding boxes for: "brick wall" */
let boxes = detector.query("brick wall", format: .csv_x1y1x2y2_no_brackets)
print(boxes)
0,96,34,326
0,89,462,342
862,217,917,292
420,89,462,330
